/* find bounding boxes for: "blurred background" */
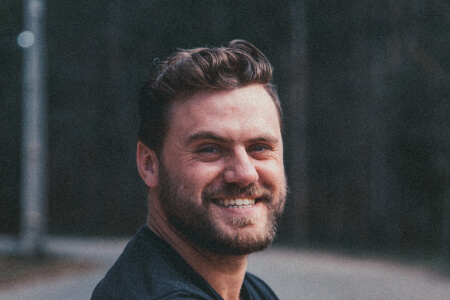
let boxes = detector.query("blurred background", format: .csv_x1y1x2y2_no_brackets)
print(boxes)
1,0,450,263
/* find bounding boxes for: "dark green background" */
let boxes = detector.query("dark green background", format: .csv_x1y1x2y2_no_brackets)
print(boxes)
1,1,449,257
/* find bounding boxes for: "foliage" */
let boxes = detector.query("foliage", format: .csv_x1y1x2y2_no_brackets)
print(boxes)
1,1,449,256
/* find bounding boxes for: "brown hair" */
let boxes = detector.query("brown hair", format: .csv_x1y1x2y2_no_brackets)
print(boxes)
138,39,281,153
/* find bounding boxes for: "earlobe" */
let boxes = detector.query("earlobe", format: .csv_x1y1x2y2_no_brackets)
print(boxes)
137,141,159,188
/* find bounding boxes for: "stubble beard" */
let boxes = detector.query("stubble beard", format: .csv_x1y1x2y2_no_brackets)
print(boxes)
157,163,287,256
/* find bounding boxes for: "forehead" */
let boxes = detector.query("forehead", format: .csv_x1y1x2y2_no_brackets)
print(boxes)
166,85,281,141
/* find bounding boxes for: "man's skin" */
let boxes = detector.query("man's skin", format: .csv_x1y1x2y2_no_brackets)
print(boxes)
136,84,285,300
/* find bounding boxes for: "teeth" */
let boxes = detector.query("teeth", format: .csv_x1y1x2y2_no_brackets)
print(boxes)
217,198,255,209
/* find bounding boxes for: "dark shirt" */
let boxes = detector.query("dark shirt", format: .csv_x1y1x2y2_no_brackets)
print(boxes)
91,225,279,299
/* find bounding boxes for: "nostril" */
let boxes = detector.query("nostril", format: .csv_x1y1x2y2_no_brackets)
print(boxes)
222,151,259,186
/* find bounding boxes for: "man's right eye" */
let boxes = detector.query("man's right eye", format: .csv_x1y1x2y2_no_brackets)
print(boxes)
196,146,218,154
193,145,224,161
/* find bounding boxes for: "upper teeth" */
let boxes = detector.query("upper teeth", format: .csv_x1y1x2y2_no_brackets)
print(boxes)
218,198,255,208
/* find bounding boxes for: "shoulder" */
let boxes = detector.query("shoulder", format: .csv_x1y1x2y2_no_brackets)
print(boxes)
92,289,213,300
91,226,220,300
243,272,279,300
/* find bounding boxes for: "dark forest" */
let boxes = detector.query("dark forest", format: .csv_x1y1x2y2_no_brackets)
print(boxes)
1,0,449,258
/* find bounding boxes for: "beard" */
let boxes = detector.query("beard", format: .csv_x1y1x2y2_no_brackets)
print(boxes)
157,162,287,256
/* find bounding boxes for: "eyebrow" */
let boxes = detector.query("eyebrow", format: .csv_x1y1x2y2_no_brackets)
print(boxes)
184,130,279,146
184,131,231,146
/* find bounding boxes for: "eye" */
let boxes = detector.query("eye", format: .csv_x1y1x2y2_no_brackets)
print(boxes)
193,144,223,161
248,144,270,152
248,144,274,160
197,146,218,153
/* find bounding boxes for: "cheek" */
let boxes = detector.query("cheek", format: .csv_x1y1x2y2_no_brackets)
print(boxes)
178,162,224,186
257,163,285,185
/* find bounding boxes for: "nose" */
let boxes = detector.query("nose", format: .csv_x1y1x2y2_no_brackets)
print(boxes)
223,148,259,187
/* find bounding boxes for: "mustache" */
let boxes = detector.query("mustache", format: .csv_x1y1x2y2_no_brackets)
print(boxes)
203,183,272,201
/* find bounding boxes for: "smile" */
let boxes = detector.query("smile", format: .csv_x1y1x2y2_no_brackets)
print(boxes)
217,198,256,209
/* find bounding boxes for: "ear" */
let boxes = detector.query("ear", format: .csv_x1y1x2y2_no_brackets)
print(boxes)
137,141,159,188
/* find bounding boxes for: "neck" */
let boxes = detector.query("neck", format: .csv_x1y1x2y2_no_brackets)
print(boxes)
147,197,248,300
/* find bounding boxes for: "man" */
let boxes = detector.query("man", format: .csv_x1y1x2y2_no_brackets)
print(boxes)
91,40,287,300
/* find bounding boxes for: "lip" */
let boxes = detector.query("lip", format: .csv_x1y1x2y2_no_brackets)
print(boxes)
212,198,262,215
214,196,259,206
217,198,256,208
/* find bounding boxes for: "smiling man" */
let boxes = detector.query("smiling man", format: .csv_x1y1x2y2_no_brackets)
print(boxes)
92,40,287,300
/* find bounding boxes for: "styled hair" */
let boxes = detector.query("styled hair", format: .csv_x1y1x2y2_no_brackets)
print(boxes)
138,39,282,153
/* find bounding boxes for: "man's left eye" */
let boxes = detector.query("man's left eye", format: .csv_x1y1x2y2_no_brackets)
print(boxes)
249,145,268,152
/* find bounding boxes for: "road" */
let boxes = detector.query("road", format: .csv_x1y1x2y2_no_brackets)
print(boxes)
1,237,450,299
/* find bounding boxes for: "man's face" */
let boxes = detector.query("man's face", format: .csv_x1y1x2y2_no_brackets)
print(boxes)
157,84,286,255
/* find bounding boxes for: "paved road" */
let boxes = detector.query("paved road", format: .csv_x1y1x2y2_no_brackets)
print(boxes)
1,237,450,299
248,249,450,300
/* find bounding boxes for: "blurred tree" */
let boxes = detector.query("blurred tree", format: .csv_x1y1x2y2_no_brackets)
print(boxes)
278,0,310,242
0,0,23,235
1,0,449,259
